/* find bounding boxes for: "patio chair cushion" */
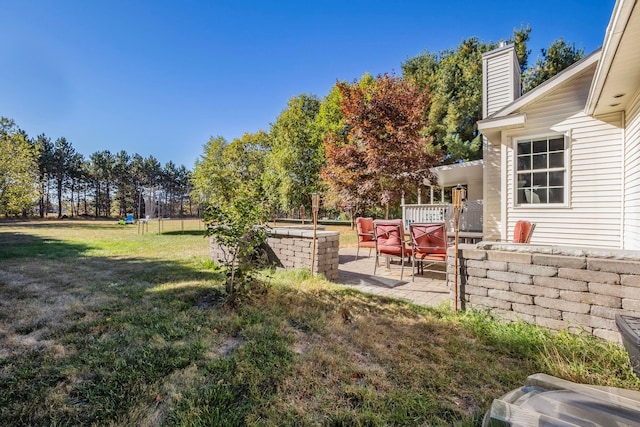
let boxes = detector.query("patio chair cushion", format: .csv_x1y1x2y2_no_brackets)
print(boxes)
374,220,412,257
410,223,447,255
356,217,375,243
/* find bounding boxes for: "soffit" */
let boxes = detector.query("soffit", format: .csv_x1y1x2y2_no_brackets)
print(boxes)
590,0,640,116
431,160,484,187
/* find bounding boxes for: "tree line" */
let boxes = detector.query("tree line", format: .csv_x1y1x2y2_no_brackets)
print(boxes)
0,117,192,218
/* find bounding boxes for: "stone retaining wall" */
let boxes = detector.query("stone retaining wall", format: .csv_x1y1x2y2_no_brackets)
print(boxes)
447,242,640,342
210,226,340,280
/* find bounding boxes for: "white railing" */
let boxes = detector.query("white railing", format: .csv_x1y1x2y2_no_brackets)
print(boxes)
402,204,449,228
402,200,483,232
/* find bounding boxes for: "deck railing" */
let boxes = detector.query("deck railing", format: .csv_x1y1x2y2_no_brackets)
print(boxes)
402,200,483,232
402,204,449,227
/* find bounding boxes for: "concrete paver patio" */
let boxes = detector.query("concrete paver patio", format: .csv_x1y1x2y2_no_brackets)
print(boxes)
336,247,451,307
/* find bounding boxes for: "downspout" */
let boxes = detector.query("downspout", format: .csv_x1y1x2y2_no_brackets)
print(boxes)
500,136,508,240
620,110,626,249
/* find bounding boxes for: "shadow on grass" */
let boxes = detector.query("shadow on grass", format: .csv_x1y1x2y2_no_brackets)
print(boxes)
0,232,93,260
0,230,220,289
0,219,125,229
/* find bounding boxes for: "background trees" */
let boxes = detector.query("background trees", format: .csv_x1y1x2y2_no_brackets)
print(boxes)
52,137,76,218
0,116,192,219
192,136,233,206
32,134,54,218
0,118,39,216
263,94,323,213
322,74,441,218
402,27,531,162
191,131,270,207
401,27,580,164
523,38,585,92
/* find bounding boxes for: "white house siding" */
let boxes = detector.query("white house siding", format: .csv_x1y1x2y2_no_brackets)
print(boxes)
482,136,502,240
501,66,624,248
624,92,640,249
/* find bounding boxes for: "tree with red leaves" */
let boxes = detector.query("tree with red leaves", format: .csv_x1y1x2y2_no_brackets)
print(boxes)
322,73,441,218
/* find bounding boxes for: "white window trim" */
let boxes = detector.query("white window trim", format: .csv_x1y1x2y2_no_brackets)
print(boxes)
513,132,571,208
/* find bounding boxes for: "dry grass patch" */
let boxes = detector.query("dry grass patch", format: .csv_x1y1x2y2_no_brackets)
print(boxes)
252,284,533,425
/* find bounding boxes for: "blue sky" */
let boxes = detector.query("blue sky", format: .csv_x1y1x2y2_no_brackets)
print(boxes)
0,0,615,169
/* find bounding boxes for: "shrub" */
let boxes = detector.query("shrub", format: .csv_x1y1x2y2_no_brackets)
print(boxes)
204,196,269,306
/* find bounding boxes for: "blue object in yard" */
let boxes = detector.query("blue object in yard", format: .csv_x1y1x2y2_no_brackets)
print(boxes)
124,214,135,224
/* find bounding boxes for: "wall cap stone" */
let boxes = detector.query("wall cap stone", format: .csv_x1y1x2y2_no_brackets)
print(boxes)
476,242,640,261
269,226,339,239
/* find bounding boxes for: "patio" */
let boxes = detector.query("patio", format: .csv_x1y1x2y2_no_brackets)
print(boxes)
336,246,450,307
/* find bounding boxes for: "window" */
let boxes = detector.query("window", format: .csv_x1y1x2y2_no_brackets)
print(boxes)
516,136,566,205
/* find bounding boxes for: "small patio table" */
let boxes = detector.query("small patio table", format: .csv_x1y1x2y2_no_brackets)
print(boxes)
446,231,483,244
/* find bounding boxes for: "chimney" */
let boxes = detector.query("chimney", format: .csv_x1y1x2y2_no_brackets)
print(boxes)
482,43,521,118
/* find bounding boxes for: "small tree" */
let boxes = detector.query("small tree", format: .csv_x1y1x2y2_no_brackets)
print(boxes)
203,194,269,306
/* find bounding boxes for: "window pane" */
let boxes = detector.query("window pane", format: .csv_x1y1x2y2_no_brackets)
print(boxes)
533,172,547,186
549,171,564,186
517,173,531,188
549,152,564,168
549,137,564,151
517,190,527,204
517,156,531,171
549,187,564,203
525,189,542,203
537,189,548,203
518,141,531,155
533,139,547,153
533,154,547,169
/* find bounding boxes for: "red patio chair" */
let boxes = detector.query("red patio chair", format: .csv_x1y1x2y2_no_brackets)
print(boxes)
409,223,447,281
355,217,376,260
513,220,536,243
373,219,412,280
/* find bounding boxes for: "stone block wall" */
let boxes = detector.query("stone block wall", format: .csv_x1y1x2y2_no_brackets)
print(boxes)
447,242,640,342
210,226,340,280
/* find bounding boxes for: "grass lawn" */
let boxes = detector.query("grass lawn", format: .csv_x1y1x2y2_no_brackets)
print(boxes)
0,219,638,426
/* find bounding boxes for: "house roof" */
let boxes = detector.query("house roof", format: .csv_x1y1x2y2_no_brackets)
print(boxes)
477,50,601,141
484,49,602,121
586,0,640,116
